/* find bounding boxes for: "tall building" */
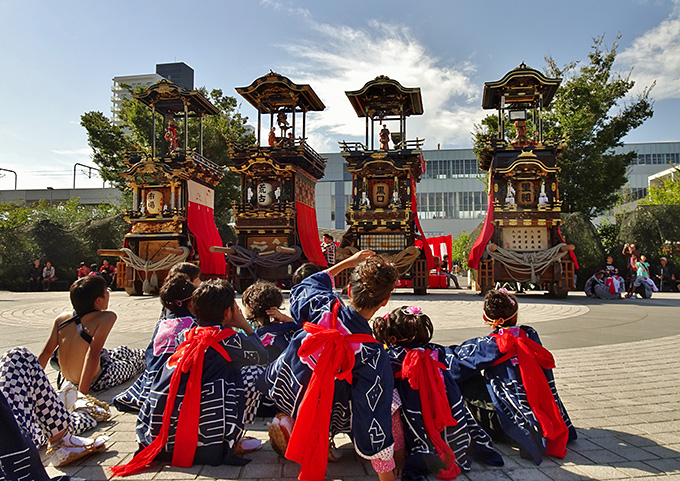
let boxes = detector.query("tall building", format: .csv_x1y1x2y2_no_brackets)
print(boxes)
111,62,195,125
156,62,194,90
314,141,680,237
111,73,163,125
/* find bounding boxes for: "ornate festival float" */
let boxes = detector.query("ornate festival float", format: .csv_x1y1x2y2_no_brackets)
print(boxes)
99,80,226,295
211,72,328,292
338,76,432,294
468,63,578,297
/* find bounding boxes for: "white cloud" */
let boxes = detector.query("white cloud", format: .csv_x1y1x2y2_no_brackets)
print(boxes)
619,0,680,100
51,147,93,158
270,19,485,150
259,0,311,20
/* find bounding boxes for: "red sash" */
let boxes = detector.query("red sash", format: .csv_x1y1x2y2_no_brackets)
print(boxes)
491,329,568,458
401,349,461,480
285,301,379,481
111,326,236,477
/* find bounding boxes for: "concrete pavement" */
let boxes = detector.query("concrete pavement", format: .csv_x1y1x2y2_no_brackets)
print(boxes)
1,287,678,480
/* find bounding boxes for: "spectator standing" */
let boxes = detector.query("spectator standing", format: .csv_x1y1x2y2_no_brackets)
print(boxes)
77,262,91,278
41,261,57,291
622,243,641,277
635,255,651,278
321,234,337,266
26,260,42,292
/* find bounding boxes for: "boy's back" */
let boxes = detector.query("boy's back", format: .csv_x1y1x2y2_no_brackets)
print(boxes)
52,310,116,386
38,276,144,395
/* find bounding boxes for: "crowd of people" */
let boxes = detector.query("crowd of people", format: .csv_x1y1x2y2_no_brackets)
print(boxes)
584,242,680,300
2,253,582,481
26,259,118,292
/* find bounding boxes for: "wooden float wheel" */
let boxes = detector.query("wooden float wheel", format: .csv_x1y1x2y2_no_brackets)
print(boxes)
411,258,429,296
479,259,494,296
548,282,569,298
125,280,144,296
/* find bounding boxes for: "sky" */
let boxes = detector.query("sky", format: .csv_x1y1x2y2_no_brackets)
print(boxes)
0,0,678,190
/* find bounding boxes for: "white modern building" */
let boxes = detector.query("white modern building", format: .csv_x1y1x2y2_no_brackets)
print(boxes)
314,141,680,237
111,73,164,125
111,62,195,125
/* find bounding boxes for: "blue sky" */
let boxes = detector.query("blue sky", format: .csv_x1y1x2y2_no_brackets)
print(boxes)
1,0,678,189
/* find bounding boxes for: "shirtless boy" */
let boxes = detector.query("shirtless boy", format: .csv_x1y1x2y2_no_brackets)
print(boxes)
38,275,144,395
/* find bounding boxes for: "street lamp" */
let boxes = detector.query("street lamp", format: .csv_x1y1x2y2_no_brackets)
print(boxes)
0,168,17,189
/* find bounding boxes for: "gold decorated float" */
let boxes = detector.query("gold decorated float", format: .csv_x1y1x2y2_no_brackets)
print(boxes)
338,76,430,294
212,72,327,292
99,80,226,295
468,63,577,296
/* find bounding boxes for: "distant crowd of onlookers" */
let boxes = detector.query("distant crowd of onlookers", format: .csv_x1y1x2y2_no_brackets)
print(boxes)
26,259,117,291
585,242,679,300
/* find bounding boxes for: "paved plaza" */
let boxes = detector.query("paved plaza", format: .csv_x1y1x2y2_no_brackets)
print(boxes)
1,287,679,480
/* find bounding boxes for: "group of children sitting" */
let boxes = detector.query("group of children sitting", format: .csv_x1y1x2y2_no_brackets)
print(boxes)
0,251,577,481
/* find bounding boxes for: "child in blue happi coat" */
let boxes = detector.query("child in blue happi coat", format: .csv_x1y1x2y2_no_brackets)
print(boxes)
263,250,400,481
113,273,198,412
464,288,577,465
372,305,504,481
242,280,297,362
111,279,268,477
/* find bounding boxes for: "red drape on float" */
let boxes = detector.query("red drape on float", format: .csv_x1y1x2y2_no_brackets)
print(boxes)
426,235,453,268
411,177,435,270
557,227,579,270
295,201,328,268
468,188,495,271
186,180,226,276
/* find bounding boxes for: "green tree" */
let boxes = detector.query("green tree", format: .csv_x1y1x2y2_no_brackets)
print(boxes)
0,199,127,290
450,232,470,270
544,35,654,216
80,111,133,188
81,85,253,212
472,35,654,217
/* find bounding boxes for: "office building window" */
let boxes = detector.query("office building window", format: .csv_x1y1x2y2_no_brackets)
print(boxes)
422,159,482,179
416,191,486,219
635,152,679,165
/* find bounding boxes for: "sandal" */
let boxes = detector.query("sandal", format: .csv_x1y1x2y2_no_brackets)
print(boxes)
57,382,79,411
72,393,111,422
47,430,108,467
328,437,343,462
233,436,262,455
267,413,294,457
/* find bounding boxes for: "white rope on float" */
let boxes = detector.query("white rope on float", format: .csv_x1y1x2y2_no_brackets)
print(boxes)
120,247,190,292
487,243,569,284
